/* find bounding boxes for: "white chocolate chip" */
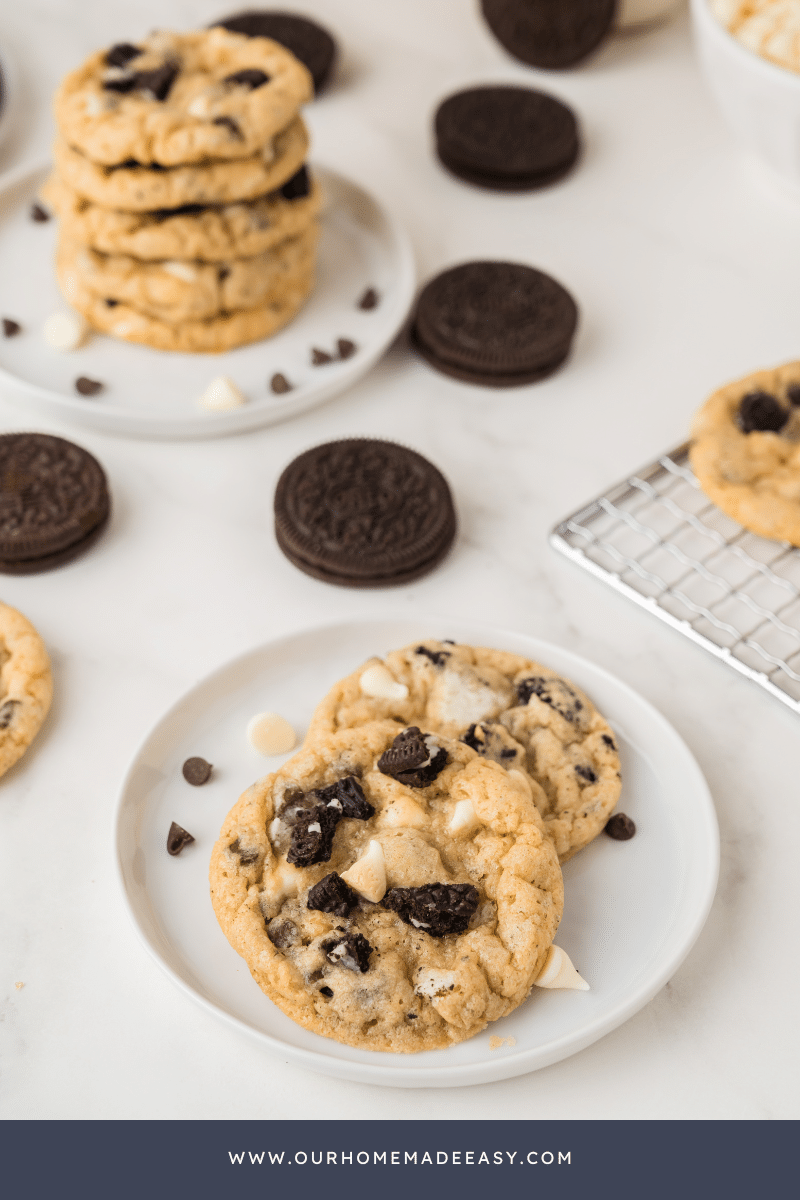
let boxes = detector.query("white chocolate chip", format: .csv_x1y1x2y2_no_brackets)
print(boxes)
340,839,387,903
162,260,198,283
508,769,533,799
377,794,429,829
359,663,409,701
199,376,246,411
448,798,481,836
414,968,455,998
84,93,104,117
268,817,282,844
247,712,296,755
188,94,213,118
534,945,590,991
261,859,304,911
43,310,88,351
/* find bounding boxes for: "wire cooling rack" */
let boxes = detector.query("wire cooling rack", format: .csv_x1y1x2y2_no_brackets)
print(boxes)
550,443,800,715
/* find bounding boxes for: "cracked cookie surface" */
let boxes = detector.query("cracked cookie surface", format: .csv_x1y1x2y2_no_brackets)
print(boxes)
210,721,563,1052
307,640,622,862
0,602,52,779
54,28,312,167
690,360,800,545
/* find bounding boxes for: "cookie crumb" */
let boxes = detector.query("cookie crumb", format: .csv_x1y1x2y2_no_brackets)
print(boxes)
489,1035,516,1050
14,981,24,990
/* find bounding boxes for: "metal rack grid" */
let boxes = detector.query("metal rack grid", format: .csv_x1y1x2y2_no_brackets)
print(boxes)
550,443,800,715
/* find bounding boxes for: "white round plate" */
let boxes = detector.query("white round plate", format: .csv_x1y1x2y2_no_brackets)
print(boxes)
115,617,719,1088
0,163,414,439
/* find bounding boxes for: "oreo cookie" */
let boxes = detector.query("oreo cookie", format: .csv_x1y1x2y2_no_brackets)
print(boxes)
0,433,110,574
481,0,617,70
434,86,579,191
274,438,456,587
411,261,578,387
213,9,336,93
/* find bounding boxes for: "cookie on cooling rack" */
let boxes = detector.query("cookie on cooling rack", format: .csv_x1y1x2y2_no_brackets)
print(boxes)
209,720,563,1052
690,360,800,545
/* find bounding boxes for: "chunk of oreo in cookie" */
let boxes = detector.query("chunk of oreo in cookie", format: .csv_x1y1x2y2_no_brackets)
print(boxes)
517,675,586,725
104,61,179,101
0,433,110,574
377,726,448,788
307,872,360,917
415,644,450,667
411,261,578,387
322,931,373,973
105,43,141,68
279,165,311,200
224,67,270,89
481,0,617,70
313,775,375,821
383,883,480,937
213,9,337,93
274,439,457,587
736,391,789,434
434,85,579,191
286,804,340,867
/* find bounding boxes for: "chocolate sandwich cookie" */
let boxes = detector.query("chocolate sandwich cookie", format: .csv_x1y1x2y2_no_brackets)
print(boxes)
214,10,337,93
0,433,110,574
434,85,579,190
481,0,617,70
274,439,456,587
411,261,578,387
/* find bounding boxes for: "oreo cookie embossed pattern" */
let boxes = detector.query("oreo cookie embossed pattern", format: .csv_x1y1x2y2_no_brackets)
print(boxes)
412,261,578,387
0,433,110,574
274,439,457,587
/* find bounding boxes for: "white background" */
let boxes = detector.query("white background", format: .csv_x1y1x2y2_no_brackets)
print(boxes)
0,0,798,1119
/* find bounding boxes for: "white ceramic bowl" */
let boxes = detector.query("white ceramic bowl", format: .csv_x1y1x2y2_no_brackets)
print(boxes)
691,0,800,197
618,0,683,30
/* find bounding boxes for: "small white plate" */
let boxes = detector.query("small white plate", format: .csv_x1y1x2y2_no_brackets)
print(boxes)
115,617,718,1088
0,164,414,439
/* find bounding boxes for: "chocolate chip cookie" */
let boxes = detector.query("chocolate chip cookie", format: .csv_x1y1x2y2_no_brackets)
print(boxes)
209,720,563,1052
0,601,53,779
307,640,622,862
690,361,800,545
55,27,312,167
213,11,337,94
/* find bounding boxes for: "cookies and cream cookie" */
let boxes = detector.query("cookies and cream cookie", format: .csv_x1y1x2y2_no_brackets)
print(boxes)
0,602,53,779
40,168,321,263
53,117,308,211
209,721,563,1052
307,640,622,862
57,222,319,323
54,28,312,167
690,361,800,545
61,265,315,352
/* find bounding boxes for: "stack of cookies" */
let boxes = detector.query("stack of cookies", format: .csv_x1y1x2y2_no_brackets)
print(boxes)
43,26,321,353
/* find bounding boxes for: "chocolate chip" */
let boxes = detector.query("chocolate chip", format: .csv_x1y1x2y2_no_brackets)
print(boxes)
313,775,374,820
358,287,379,310
30,204,50,223
788,384,800,407
383,883,479,936
286,804,340,867
337,338,357,360
167,821,195,855
213,115,243,139
605,813,636,841
279,166,310,201
270,373,292,394
311,347,333,365
307,872,360,917
407,1012,417,1019
322,931,374,973
75,377,104,397
500,747,517,759
575,764,597,783
415,644,449,666
517,675,585,724
104,299,119,307
378,726,448,788
736,391,788,434
224,68,270,89
319,986,334,997
217,266,230,282
601,734,616,750
182,756,212,786
2,318,21,337
462,724,484,752
105,43,141,68
0,700,19,729
266,918,298,948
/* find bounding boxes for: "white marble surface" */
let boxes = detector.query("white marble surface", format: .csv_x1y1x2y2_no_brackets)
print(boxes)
1,0,798,1120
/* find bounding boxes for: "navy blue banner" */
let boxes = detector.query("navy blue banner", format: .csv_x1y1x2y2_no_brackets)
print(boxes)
1,1119,792,1199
